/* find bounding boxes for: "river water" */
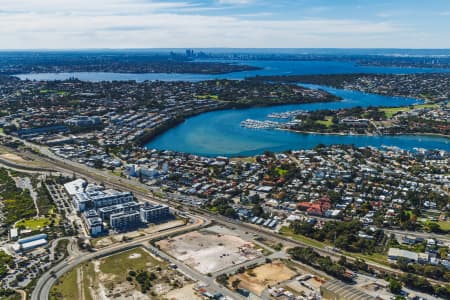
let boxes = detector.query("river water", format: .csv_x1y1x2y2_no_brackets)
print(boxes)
14,60,450,156
146,84,449,156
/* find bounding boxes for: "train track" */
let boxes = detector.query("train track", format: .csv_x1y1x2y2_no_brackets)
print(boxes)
9,145,450,289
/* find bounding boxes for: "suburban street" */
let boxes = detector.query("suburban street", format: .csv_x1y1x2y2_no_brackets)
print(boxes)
1,136,448,299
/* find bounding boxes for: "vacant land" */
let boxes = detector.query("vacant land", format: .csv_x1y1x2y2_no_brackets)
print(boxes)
50,264,82,300
157,230,263,274
165,283,202,300
0,153,28,164
229,260,296,296
51,247,193,300
100,247,162,279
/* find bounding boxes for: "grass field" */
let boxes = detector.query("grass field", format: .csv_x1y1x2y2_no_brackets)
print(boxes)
50,263,94,300
279,226,328,249
438,221,450,232
344,251,388,266
100,247,163,281
50,266,79,300
16,217,52,230
196,94,219,100
380,107,410,118
381,104,438,118
315,116,333,127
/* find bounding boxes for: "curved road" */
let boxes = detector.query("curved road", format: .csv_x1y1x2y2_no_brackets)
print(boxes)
31,214,207,300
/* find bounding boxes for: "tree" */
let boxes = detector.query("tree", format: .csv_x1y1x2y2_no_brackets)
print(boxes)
232,278,241,289
427,222,441,233
338,255,347,266
389,279,402,294
252,204,264,217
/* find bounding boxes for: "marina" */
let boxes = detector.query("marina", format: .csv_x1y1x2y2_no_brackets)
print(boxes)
147,84,449,156
240,119,280,129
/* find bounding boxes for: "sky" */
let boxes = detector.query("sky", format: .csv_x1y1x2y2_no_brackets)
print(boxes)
0,0,449,49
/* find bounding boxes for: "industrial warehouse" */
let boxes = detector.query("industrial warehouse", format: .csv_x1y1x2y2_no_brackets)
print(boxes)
64,179,171,236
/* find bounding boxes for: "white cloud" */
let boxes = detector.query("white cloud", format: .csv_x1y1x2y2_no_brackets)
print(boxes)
217,0,254,5
0,0,446,48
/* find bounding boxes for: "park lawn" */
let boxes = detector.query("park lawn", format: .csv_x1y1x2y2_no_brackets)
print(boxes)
381,104,438,118
380,107,411,118
315,116,333,127
16,217,53,230
0,128,4,134
279,226,328,249
100,247,163,281
413,103,438,109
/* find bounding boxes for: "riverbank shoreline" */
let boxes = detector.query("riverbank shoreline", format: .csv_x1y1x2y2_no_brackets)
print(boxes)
138,96,342,147
278,128,450,140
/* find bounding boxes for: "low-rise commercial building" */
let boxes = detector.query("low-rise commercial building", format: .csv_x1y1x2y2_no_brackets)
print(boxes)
388,248,419,263
320,280,377,300
15,233,48,252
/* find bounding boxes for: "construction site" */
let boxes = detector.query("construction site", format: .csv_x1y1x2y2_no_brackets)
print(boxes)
156,228,263,274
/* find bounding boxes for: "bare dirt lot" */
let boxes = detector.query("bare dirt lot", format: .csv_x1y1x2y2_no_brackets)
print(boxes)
156,230,263,274
229,260,296,296
165,283,202,300
0,153,28,163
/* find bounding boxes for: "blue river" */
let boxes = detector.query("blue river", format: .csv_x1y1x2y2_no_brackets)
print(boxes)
14,60,450,156
146,85,449,156
15,59,450,82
